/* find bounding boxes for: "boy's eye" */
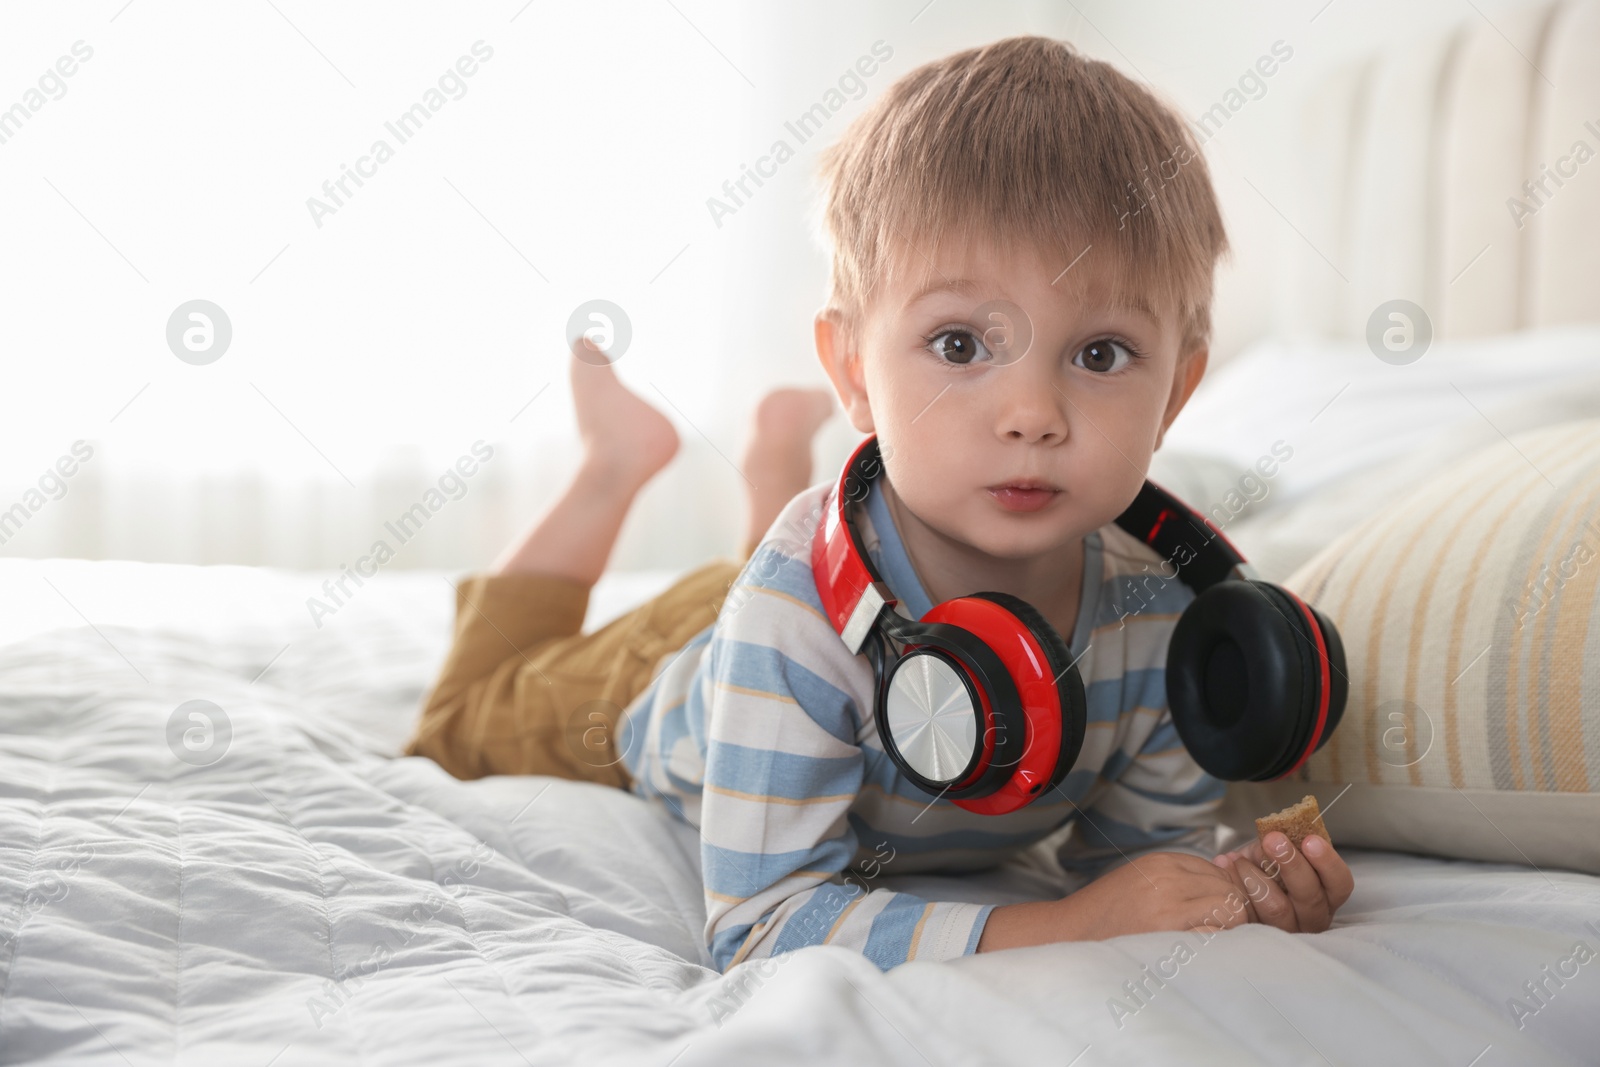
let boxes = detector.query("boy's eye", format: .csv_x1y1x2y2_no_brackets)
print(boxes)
1074,339,1133,373
927,328,991,366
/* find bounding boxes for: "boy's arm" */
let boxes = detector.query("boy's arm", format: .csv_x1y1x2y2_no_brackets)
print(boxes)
697,547,994,972
1055,706,1228,878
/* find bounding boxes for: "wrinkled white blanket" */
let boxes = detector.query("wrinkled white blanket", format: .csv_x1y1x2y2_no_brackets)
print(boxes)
1,562,1597,1066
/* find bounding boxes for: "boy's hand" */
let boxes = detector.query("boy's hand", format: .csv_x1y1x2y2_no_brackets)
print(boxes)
1073,850,1265,938
1211,832,1354,934
977,838,1356,954
979,851,1262,952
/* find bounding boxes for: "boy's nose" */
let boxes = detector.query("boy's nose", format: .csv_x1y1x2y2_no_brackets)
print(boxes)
995,365,1069,445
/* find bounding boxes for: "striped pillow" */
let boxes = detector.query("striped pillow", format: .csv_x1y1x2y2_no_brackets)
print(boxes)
1219,419,1600,874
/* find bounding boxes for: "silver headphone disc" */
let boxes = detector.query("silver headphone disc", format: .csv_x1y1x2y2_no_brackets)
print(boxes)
885,652,979,784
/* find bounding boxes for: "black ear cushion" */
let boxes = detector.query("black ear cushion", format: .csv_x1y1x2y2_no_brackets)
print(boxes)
1166,581,1329,781
967,591,1087,790
1251,582,1325,779
1305,601,1348,751
1253,587,1348,770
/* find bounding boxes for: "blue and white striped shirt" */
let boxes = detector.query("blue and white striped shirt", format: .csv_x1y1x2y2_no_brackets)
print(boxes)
619,478,1226,972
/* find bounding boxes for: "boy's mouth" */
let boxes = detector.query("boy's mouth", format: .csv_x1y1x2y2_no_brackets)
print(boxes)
986,480,1060,513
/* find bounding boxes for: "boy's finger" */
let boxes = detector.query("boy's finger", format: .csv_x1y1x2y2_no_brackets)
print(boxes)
1218,857,1265,926
1189,888,1253,935
1202,857,1249,916
1223,838,1268,870
1259,832,1329,933
1233,856,1297,932
1246,838,1278,873
1300,835,1356,911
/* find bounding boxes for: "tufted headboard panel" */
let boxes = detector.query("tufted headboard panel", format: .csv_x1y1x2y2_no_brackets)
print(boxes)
1283,0,1600,341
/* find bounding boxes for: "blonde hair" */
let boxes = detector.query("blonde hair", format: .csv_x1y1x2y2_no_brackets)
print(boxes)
814,36,1229,355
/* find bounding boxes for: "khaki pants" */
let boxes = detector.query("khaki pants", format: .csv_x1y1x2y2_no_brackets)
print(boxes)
404,556,747,788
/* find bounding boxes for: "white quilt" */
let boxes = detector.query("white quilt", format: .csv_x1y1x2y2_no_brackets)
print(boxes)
1,560,1598,1066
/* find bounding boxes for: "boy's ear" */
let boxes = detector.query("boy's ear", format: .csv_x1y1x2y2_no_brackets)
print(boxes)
1155,345,1208,450
814,309,875,434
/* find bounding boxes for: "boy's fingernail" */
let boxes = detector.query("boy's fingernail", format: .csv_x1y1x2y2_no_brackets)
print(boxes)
1304,836,1323,856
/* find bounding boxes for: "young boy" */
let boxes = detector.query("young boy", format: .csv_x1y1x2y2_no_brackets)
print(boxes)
406,35,1353,972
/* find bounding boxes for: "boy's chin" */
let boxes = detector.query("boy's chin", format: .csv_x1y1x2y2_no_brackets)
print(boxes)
950,513,1086,563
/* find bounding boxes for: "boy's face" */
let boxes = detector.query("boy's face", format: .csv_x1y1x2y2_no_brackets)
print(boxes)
815,238,1207,562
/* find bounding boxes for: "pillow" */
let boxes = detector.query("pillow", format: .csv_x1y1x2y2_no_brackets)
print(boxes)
1217,418,1600,874
1162,327,1600,582
1164,325,1600,508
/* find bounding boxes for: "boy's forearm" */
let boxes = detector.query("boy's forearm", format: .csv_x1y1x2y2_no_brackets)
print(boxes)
975,899,1082,953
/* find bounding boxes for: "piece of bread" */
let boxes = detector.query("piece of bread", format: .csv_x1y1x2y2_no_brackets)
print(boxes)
1255,794,1330,848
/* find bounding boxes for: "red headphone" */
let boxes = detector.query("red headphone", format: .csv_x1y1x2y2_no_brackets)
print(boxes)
811,435,1347,816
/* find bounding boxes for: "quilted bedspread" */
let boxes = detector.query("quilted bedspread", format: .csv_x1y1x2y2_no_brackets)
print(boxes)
1,563,1597,1066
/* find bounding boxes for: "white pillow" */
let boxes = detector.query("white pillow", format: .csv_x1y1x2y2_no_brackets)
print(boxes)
1163,324,1600,507
1157,325,1600,580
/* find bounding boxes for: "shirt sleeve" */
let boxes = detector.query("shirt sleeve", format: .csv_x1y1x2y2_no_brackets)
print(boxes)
696,543,994,972
1055,706,1228,878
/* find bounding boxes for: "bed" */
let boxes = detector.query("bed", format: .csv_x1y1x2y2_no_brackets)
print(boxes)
0,557,1595,1066
7,4,1600,1065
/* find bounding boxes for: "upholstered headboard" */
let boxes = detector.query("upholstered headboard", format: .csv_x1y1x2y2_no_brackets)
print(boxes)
1285,0,1600,341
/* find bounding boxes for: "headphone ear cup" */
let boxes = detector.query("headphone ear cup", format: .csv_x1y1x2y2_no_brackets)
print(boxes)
873,621,1024,799
966,591,1086,791
1166,580,1338,781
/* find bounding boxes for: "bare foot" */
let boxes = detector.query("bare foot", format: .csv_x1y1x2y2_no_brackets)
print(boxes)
570,338,679,489
740,387,835,553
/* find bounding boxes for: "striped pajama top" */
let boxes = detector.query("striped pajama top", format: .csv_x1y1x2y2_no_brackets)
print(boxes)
617,477,1227,972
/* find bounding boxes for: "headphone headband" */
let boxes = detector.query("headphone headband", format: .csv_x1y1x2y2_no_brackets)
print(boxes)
1112,478,1250,592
